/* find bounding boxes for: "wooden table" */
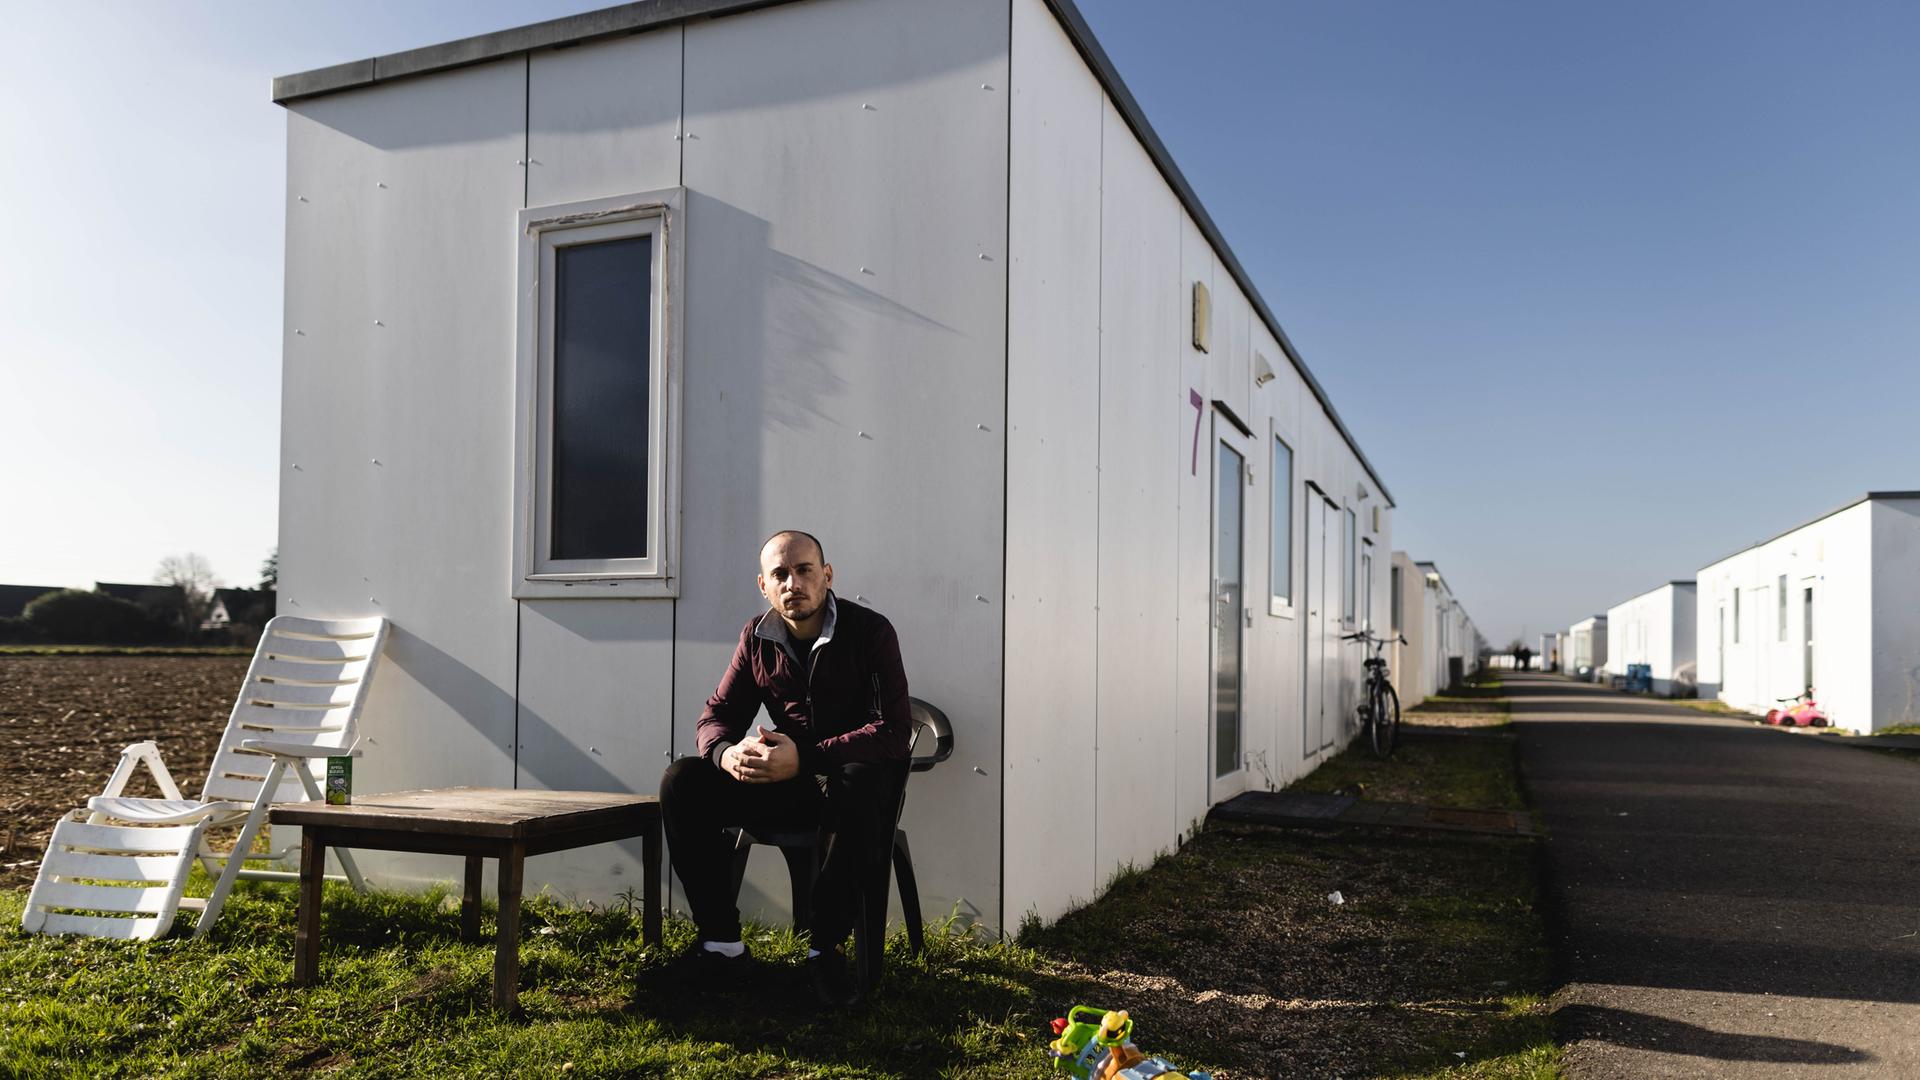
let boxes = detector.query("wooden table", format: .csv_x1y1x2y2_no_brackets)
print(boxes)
270,787,661,1012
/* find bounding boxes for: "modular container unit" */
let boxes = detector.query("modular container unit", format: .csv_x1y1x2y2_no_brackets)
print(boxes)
1390,551,1425,700
1695,493,1920,732
1604,582,1696,695
272,0,1397,933
1568,616,1608,679
1411,561,1474,697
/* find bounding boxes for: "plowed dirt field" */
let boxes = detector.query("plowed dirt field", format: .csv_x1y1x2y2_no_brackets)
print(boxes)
0,656,248,889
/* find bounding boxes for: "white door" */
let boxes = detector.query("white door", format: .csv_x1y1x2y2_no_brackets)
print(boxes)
1211,429,1249,799
1302,485,1336,756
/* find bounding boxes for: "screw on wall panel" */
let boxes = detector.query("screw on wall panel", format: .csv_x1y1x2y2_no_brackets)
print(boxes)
862,103,876,111
290,463,301,470
975,595,989,603
376,182,387,189
859,267,873,274
978,253,992,261
854,594,866,602
368,597,378,604
973,766,988,775
976,424,989,431
981,84,994,90
371,459,381,465
516,159,527,166
857,431,873,440
373,320,384,326
672,134,681,140
294,329,306,336
297,195,309,202
589,746,599,755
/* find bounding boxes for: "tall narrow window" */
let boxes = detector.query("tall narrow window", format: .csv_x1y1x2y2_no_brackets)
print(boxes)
513,190,684,598
1390,565,1403,631
1270,435,1292,610
1777,574,1788,641
1361,543,1374,632
551,235,652,560
1342,507,1357,624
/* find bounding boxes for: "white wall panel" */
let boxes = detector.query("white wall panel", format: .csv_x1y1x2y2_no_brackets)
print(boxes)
1172,213,1214,832
528,30,684,207
1209,269,1252,430
1094,100,1182,878
515,600,675,899
282,61,527,885
677,0,1009,930
518,25,687,902
1004,0,1102,928
1872,500,1920,728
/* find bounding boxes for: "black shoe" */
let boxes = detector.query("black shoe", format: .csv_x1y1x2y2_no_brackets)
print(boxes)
807,947,861,1007
659,943,757,991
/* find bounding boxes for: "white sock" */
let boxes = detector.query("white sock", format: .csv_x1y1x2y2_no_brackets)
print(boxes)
701,939,746,958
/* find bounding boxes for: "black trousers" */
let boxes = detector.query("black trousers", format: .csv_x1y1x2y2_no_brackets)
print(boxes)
660,755,901,947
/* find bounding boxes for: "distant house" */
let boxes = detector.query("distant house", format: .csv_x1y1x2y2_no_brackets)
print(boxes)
205,588,275,629
0,585,66,620
93,582,189,626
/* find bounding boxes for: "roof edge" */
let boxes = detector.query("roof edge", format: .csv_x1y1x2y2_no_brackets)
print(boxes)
271,0,1395,505
1696,492,1920,572
271,0,794,104
1039,0,1393,505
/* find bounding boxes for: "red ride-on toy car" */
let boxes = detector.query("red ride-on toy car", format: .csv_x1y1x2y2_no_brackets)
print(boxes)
1766,689,1829,727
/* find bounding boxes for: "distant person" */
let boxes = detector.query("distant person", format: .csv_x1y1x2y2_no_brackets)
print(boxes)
658,530,911,1006
1516,646,1532,671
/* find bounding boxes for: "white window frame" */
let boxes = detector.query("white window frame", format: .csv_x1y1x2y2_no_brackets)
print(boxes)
1361,540,1374,633
1268,425,1294,617
1342,505,1358,625
512,189,685,599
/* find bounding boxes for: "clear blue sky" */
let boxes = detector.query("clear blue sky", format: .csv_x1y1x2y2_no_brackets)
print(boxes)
4,2,1917,646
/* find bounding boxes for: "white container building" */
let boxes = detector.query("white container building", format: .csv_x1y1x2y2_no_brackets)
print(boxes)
1402,561,1474,698
1568,616,1608,679
272,0,1398,933
1390,551,1425,698
1695,493,1920,732
1604,582,1697,695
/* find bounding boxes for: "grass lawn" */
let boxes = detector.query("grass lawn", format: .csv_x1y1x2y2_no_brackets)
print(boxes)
1,669,1557,1078
1662,698,1762,720
1284,735,1525,811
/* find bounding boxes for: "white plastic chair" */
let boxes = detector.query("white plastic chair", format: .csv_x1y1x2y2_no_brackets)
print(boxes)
21,615,389,941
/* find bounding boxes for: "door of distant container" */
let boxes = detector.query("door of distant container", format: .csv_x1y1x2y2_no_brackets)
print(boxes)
1211,427,1248,800
1302,484,1336,756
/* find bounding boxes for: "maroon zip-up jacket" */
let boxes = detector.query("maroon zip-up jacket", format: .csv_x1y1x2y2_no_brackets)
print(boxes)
696,593,912,774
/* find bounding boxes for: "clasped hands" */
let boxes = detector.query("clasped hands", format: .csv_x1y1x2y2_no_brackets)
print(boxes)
721,725,801,783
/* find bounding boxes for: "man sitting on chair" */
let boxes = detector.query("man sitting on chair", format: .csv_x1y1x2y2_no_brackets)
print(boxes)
659,529,911,1004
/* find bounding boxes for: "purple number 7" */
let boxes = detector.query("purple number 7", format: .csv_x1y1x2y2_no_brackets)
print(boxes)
1189,389,1204,476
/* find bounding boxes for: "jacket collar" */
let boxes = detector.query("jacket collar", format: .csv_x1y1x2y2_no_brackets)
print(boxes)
754,591,838,661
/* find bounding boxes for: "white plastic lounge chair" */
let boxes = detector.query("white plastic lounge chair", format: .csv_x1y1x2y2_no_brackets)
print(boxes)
21,615,389,941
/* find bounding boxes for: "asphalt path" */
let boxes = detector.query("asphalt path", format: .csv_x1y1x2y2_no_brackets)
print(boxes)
1510,672,1920,1077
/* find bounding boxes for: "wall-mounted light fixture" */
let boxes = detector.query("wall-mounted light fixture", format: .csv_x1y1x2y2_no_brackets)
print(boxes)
1253,351,1276,387
1191,281,1211,353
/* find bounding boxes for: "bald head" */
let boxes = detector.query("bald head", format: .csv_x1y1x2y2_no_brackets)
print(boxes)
757,530,833,630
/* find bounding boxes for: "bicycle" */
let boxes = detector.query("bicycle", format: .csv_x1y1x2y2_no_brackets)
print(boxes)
1342,630,1407,757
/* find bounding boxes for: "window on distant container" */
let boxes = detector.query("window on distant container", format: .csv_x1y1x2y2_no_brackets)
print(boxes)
1343,507,1357,624
1269,435,1293,613
1777,574,1788,641
1733,588,1741,643
1361,541,1374,632
1391,565,1403,632
512,190,685,598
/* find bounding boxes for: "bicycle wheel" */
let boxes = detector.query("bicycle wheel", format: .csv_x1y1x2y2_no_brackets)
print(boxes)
1372,682,1401,757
